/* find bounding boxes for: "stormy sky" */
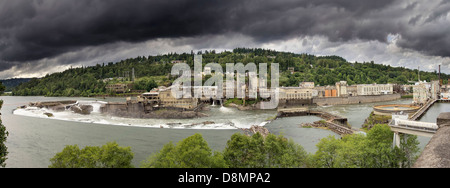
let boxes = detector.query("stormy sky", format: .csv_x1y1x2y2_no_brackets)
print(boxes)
0,0,449,78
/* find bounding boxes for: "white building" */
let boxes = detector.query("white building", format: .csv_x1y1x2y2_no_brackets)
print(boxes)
430,80,440,100
441,92,450,99
335,81,348,97
279,87,318,100
357,84,393,96
413,80,440,104
413,83,428,104
203,67,212,75
299,82,315,89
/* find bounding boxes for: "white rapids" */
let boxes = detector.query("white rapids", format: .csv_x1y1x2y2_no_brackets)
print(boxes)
13,100,276,130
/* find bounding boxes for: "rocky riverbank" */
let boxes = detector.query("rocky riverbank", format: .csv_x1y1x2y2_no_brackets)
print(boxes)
361,111,391,131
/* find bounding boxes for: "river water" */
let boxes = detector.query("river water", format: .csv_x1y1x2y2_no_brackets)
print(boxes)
1,96,447,168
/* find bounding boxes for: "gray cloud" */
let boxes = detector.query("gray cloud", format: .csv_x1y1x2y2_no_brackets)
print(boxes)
0,0,449,77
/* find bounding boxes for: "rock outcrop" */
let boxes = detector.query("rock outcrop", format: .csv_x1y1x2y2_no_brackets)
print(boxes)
70,105,93,115
29,101,76,109
241,125,270,137
27,100,94,115
100,102,208,119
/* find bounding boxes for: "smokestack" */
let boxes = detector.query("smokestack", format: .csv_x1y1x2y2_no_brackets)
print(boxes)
439,65,441,85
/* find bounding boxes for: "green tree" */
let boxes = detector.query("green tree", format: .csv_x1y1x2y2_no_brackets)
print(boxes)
396,75,408,84
141,133,227,168
312,124,420,168
311,135,342,168
0,100,8,167
0,82,5,94
11,48,449,96
49,142,134,168
133,78,158,92
364,124,401,168
223,133,309,168
398,134,420,168
265,134,309,168
223,133,265,168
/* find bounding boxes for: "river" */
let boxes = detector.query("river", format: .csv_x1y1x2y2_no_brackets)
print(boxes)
1,96,447,168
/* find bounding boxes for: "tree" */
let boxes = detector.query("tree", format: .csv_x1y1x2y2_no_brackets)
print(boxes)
396,75,408,84
0,82,5,94
265,134,309,168
141,133,227,168
311,124,420,168
365,124,399,168
49,142,134,168
0,100,8,167
133,78,158,92
398,134,420,168
223,133,265,168
311,135,342,168
11,48,449,96
223,133,309,168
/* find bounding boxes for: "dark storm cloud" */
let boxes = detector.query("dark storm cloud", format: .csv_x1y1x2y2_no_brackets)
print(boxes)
0,0,449,73
396,1,450,58
0,0,229,62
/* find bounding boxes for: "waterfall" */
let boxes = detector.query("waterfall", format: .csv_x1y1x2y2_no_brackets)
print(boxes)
76,100,107,113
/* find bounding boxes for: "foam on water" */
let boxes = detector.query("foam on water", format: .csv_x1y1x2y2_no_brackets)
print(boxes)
219,106,233,113
76,100,107,113
13,100,275,130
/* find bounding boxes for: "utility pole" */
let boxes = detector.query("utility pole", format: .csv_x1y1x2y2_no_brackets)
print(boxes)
132,67,135,82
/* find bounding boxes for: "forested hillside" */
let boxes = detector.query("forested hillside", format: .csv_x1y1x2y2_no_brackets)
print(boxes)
13,48,447,97
0,78,31,92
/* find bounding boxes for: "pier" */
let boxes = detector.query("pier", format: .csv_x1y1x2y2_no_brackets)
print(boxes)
389,118,438,138
409,99,438,121
277,108,354,135
388,99,439,148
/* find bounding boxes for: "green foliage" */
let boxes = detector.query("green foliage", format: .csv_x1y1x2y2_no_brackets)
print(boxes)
224,98,243,106
0,82,5,94
12,48,447,96
141,133,227,168
0,78,30,92
311,124,420,168
133,77,158,92
49,142,134,168
0,100,8,167
401,95,413,99
45,125,419,168
223,133,309,168
362,112,392,130
142,132,308,168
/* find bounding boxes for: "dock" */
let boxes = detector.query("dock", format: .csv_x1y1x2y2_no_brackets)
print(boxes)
409,99,438,121
277,108,355,135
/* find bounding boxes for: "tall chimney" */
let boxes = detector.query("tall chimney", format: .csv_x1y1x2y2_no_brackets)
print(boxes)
439,65,441,85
